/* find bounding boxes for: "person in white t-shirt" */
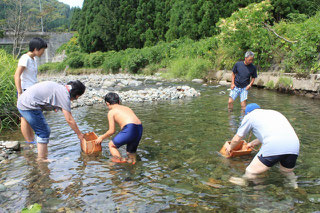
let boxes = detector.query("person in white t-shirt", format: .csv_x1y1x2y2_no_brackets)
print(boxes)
14,37,47,144
225,103,300,188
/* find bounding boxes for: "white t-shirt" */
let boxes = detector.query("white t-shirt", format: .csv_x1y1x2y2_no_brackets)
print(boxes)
236,109,300,157
18,54,38,90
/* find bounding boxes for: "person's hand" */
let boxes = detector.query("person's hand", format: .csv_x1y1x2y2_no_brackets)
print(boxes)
78,133,84,141
246,85,251,90
231,83,235,90
247,141,255,149
17,93,22,99
225,142,232,155
95,136,104,144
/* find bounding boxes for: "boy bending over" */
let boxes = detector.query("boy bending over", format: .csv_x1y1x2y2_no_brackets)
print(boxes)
96,92,143,164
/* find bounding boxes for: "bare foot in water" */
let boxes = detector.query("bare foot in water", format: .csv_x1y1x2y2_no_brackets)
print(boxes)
229,177,247,186
126,153,137,165
37,158,52,163
126,158,136,165
111,157,127,163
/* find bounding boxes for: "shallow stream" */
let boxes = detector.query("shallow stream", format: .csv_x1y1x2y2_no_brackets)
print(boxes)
1,83,320,212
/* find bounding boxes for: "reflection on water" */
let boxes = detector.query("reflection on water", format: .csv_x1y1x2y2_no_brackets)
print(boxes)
1,84,320,212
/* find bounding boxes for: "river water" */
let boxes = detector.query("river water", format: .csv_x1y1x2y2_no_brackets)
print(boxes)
1,83,320,212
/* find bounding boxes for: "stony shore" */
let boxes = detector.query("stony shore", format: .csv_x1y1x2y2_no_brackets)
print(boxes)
38,74,201,108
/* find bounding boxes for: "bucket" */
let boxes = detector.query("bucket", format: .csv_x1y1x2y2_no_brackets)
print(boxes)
81,132,102,154
219,140,252,158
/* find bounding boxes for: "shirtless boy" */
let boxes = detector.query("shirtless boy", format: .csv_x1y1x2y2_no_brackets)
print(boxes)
96,92,143,164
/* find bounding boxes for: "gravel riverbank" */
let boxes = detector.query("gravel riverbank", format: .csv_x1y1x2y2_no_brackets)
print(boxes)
38,74,201,108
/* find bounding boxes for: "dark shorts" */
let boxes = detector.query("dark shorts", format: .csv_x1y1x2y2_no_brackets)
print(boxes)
113,123,143,153
258,154,298,169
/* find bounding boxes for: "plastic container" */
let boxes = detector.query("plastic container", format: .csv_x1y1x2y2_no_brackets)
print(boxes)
219,140,252,158
81,132,102,154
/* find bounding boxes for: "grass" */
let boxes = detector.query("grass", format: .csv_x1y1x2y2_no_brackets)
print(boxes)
0,49,19,132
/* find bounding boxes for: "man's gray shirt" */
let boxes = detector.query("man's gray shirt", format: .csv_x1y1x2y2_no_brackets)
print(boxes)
17,81,71,112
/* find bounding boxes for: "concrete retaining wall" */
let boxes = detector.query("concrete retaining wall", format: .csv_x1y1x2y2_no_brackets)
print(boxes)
208,70,320,98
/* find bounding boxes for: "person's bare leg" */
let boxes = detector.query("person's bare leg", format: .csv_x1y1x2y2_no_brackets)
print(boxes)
126,152,137,164
109,141,126,162
228,97,234,112
279,165,298,189
229,155,270,186
240,100,247,114
21,117,34,142
37,143,48,162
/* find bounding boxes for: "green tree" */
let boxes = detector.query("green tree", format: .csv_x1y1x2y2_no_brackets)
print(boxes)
69,7,81,31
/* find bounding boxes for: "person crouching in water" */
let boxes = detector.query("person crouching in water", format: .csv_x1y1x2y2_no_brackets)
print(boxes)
17,80,86,161
225,103,300,188
95,92,143,164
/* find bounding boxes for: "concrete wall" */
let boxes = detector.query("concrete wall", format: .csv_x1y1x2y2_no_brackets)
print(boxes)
0,32,73,65
210,70,320,93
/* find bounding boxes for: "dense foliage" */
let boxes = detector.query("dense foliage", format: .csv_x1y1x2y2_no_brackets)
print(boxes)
77,0,319,52
49,1,320,78
0,0,77,32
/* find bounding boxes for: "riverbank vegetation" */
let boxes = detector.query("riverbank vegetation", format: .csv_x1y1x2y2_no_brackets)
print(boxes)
0,50,19,132
40,0,320,79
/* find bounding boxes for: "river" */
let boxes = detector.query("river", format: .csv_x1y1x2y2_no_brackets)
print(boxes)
0,82,319,212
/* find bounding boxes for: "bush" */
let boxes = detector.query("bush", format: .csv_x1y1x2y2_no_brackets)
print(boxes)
0,50,19,132
66,52,86,68
166,57,212,80
142,64,162,75
265,80,275,89
166,58,190,79
186,58,211,79
38,62,63,72
216,0,273,70
89,51,105,68
103,52,122,74
276,76,293,89
124,53,148,73
56,33,81,55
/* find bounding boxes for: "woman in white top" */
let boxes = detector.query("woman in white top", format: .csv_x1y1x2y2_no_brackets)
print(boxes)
14,37,47,144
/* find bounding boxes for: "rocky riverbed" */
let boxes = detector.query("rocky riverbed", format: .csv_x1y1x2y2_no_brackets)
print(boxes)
0,141,20,164
38,74,201,108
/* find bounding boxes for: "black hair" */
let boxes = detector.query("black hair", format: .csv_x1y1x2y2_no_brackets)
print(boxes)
29,37,48,52
67,80,86,99
104,92,120,105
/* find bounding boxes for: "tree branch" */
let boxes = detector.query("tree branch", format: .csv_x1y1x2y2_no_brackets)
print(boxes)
263,22,298,44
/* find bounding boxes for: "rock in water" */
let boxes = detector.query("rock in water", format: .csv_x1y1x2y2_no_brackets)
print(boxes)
192,79,204,84
4,141,20,151
0,184,6,192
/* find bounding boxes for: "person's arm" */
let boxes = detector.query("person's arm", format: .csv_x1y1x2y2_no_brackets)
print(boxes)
96,111,116,144
14,66,25,97
231,72,236,89
226,134,243,154
247,138,260,149
62,109,83,140
246,78,255,90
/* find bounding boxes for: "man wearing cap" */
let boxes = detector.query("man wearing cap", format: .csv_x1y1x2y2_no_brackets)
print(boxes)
17,80,86,161
228,51,257,112
225,103,300,187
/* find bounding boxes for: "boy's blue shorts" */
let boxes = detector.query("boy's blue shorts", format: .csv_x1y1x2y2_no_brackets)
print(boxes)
113,123,143,153
18,109,51,144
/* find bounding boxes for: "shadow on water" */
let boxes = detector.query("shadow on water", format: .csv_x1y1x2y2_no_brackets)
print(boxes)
1,84,320,212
